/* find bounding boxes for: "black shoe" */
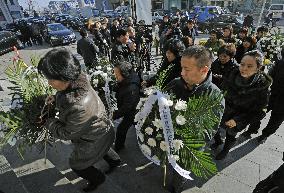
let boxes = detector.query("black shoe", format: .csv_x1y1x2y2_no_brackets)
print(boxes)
257,135,267,143
105,159,121,174
83,175,105,192
215,149,229,160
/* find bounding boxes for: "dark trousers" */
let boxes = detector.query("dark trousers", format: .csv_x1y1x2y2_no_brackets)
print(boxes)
261,111,284,138
115,115,135,149
253,163,284,193
72,166,105,184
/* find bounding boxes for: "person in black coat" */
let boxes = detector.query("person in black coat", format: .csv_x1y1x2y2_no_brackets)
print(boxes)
77,29,99,70
212,50,272,160
182,19,198,44
142,39,185,89
235,36,256,63
112,61,141,151
211,43,238,89
111,29,135,63
257,48,284,142
221,26,236,44
165,46,225,193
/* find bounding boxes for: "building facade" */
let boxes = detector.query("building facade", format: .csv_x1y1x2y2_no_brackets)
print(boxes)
0,0,23,26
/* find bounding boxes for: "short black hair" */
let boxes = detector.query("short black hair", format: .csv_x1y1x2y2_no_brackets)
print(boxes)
217,43,236,58
182,45,213,68
116,29,128,38
257,26,268,33
38,48,81,81
79,28,87,37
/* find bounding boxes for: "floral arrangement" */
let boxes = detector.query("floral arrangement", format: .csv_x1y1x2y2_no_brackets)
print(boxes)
88,57,117,116
257,27,284,63
135,88,223,181
0,53,56,155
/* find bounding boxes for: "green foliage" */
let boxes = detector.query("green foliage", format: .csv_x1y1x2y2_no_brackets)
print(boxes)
0,57,56,151
155,64,174,90
174,92,223,179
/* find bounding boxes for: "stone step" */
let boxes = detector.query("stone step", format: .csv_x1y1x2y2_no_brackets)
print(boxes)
1,144,80,193
0,155,29,193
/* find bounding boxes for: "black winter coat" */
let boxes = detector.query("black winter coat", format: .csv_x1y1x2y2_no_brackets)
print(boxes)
165,72,225,134
77,37,99,65
45,74,114,170
268,58,284,113
113,72,141,120
147,56,181,88
223,68,272,125
211,59,238,89
111,41,133,63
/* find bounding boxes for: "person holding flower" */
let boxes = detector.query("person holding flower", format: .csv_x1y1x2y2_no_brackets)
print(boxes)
211,50,272,160
38,48,121,192
165,45,225,193
142,39,185,89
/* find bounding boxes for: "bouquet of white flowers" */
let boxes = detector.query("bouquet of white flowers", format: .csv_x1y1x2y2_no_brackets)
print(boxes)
258,27,284,63
135,87,223,183
88,58,117,117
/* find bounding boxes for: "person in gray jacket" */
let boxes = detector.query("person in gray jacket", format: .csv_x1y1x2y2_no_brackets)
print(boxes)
77,28,99,71
38,48,120,192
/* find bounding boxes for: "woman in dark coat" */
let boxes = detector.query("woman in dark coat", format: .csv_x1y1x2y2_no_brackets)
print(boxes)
211,43,238,89
142,39,185,89
211,50,272,160
112,61,141,151
235,36,256,63
38,48,120,192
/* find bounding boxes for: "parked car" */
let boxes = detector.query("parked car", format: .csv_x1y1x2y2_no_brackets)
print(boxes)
66,17,84,30
44,23,76,47
198,14,244,34
0,31,23,56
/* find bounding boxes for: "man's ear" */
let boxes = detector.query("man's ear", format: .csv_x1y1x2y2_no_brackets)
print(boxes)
201,66,209,74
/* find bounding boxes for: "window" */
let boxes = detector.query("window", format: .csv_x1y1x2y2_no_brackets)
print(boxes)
270,5,283,10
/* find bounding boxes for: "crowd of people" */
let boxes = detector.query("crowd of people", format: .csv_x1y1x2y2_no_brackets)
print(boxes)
36,13,284,193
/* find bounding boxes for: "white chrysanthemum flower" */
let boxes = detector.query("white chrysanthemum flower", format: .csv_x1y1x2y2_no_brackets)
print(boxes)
147,138,157,147
173,139,184,151
93,70,103,76
138,133,144,142
152,118,163,130
145,127,153,135
92,78,99,85
141,144,151,155
175,100,187,111
160,141,168,151
173,155,180,161
107,67,112,71
97,66,102,70
161,97,173,106
145,88,155,96
7,137,17,146
101,73,108,79
176,115,186,125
